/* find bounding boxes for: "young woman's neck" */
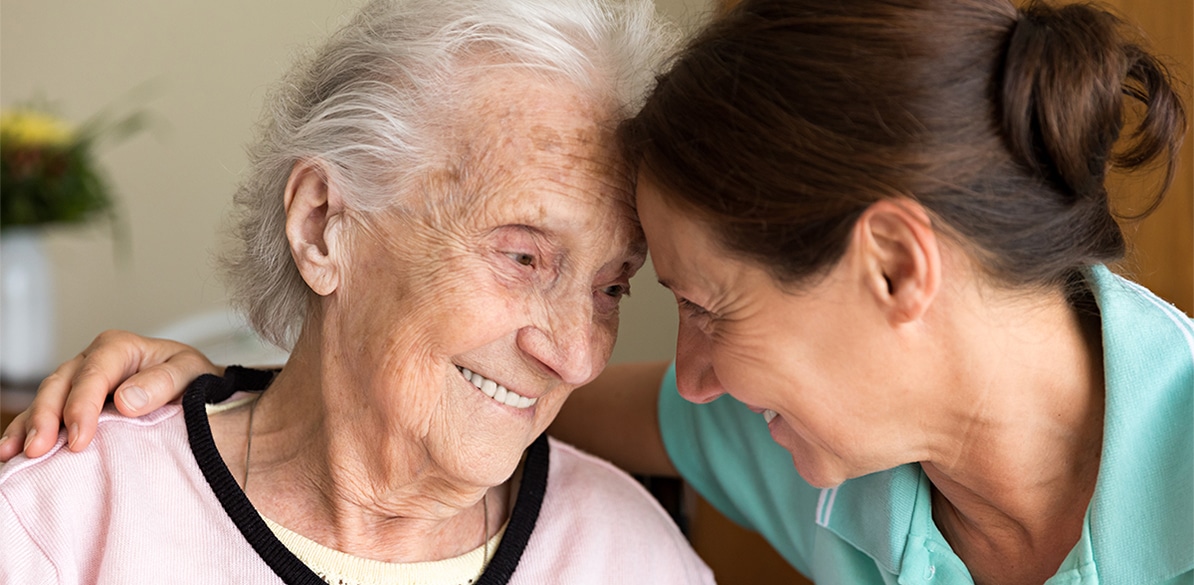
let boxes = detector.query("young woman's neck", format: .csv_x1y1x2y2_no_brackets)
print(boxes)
920,281,1104,585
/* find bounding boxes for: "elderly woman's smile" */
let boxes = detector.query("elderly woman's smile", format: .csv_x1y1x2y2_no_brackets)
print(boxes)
458,366,539,409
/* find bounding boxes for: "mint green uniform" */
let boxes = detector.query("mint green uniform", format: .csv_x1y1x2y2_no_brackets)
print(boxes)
659,265,1192,584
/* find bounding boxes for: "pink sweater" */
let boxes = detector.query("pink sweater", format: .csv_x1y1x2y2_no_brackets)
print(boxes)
1,375,713,584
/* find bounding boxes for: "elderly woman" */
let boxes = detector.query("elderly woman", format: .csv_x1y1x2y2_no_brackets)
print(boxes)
8,0,1192,583
0,0,715,583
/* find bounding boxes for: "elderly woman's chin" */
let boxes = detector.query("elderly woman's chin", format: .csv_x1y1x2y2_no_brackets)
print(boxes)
430,389,565,481
428,425,548,486
340,353,577,487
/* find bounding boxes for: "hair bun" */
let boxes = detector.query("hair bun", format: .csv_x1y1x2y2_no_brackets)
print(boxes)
1000,0,1185,211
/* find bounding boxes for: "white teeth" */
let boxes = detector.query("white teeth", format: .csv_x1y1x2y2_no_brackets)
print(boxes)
481,379,498,397
763,409,778,424
457,367,538,409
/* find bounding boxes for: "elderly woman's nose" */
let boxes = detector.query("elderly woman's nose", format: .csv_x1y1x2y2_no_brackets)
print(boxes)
517,297,598,385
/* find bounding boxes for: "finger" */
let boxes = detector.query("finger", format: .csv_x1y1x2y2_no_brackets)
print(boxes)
112,366,187,417
0,355,83,460
59,331,154,452
18,355,88,458
0,411,31,462
111,339,220,416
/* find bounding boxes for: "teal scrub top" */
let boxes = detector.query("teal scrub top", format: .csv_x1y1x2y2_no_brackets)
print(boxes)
659,265,1193,584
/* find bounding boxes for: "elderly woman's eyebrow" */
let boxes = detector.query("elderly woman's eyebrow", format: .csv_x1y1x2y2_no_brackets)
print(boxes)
623,238,648,266
500,222,645,260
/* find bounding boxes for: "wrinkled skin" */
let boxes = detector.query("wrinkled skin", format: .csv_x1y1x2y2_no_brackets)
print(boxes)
314,71,645,492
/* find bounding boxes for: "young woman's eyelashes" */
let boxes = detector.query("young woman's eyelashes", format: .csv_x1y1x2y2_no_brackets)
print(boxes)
678,298,712,318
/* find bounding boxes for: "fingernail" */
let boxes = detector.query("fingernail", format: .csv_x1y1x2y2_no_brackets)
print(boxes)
23,428,38,451
122,386,149,410
68,423,79,450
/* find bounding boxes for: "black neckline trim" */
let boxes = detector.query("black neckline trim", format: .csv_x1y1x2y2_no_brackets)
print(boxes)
183,368,549,585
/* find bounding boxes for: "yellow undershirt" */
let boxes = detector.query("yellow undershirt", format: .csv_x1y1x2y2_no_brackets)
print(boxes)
264,517,507,585
210,395,509,584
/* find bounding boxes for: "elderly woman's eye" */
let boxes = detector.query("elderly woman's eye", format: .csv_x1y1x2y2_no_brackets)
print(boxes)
602,284,629,298
506,252,535,267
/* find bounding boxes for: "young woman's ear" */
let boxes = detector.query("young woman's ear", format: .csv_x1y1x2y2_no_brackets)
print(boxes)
854,198,941,324
284,160,346,296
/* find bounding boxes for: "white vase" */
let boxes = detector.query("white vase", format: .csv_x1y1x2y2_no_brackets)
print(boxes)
1,228,56,384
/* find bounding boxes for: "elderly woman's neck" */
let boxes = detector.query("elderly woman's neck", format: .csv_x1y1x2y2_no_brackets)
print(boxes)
210,328,508,563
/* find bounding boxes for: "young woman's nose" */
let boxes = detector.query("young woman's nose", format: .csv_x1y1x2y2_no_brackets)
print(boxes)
674,318,724,404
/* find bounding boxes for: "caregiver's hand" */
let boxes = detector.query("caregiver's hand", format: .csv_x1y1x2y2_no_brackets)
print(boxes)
0,330,220,461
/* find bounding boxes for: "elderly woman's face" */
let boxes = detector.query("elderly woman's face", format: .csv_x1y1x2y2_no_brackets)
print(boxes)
327,73,643,486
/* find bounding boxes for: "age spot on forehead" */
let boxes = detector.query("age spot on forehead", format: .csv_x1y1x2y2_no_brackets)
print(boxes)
530,124,563,153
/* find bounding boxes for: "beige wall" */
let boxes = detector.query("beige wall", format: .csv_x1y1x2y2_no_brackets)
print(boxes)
1,0,712,368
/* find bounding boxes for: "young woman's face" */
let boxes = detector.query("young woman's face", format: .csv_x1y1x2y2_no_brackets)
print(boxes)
636,174,915,488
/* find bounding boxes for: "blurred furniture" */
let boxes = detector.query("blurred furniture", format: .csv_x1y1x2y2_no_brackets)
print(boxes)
690,493,814,584
1,380,36,433
1101,0,1193,316
151,308,289,368
636,475,813,583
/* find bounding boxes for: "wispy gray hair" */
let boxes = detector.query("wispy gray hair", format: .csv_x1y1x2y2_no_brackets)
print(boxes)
222,0,679,349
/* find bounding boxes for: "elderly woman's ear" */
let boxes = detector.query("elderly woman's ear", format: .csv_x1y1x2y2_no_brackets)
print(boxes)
284,160,347,296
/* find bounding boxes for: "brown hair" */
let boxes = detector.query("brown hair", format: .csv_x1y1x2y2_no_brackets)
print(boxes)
620,0,1186,289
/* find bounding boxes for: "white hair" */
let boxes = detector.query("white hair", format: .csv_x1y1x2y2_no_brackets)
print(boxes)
222,0,679,348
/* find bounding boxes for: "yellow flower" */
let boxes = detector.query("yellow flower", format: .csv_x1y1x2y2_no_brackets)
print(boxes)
0,109,74,148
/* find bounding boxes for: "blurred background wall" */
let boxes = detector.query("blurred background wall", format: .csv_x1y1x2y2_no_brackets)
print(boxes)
1,0,710,368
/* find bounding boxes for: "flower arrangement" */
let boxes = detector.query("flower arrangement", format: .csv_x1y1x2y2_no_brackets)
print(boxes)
0,106,144,230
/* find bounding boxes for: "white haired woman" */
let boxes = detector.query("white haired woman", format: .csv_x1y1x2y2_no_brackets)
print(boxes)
0,1,713,583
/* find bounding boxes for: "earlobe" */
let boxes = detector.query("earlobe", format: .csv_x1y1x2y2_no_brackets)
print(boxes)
856,199,940,324
284,160,345,296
